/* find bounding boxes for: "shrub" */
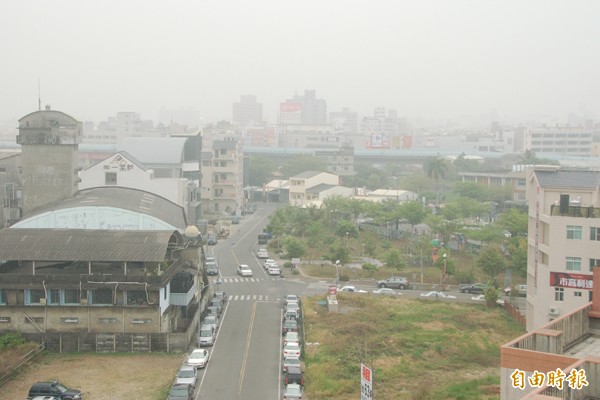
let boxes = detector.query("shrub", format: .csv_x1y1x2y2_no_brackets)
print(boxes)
0,332,25,350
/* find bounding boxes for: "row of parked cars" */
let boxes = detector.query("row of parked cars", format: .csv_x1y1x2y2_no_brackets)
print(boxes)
166,291,227,400
281,294,304,399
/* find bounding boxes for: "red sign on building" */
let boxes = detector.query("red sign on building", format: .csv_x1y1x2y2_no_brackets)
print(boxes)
549,272,593,290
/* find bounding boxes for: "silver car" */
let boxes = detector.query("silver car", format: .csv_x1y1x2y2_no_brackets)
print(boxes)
175,365,197,388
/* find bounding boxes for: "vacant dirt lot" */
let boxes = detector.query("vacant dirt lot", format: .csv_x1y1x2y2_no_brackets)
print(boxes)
2,352,184,400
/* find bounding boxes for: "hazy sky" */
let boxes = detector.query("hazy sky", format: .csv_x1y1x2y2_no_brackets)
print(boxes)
1,1,599,127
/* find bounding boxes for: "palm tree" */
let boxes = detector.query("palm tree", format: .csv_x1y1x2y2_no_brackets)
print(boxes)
424,157,448,209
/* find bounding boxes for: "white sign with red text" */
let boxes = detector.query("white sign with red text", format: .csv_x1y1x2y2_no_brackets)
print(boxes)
361,363,373,400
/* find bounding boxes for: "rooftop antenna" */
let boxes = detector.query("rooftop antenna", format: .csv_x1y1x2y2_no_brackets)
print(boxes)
38,78,41,111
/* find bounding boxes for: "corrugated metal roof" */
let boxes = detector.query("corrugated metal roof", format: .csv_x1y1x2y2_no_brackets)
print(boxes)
291,170,322,179
535,170,600,189
306,183,336,193
120,137,187,165
0,229,180,262
16,187,186,229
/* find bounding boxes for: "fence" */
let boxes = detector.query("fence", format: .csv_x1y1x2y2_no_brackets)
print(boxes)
503,301,526,327
0,342,45,387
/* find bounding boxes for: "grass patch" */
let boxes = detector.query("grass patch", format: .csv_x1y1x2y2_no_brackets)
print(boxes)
303,294,523,399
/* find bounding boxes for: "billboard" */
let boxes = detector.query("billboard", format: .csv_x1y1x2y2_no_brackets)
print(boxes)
365,133,390,149
280,101,302,113
549,272,593,290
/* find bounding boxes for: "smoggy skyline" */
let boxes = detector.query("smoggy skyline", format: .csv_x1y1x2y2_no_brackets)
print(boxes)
1,1,599,128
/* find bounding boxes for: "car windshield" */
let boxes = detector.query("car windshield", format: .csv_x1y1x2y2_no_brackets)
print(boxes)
285,386,302,395
178,369,195,378
56,383,68,393
170,387,188,396
285,357,300,365
204,316,216,323
200,329,212,337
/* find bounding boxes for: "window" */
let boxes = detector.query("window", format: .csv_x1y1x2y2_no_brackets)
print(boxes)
63,289,79,305
90,289,112,305
60,317,79,324
47,289,60,305
589,259,600,272
0,289,5,305
105,172,117,185
590,227,600,241
566,257,582,271
555,287,564,301
567,225,582,240
126,291,146,305
26,289,45,305
574,292,582,297
99,317,117,324
0,317,10,323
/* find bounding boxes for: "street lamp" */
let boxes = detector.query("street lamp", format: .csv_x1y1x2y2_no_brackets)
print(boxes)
335,260,340,288
442,253,447,291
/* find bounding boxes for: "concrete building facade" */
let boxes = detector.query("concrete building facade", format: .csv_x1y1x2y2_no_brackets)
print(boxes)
288,171,340,207
526,167,600,331
525,125,593,157
17,107,82,216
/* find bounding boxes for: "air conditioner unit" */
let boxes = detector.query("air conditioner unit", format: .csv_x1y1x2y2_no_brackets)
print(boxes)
549,306,560,316
80,298,88,305
39,298,46,305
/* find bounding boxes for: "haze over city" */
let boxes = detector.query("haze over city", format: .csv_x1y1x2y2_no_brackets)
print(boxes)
1,1,599,129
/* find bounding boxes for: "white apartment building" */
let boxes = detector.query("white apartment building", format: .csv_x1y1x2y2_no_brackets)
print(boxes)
288,171,340,207
525,125,592,156
526,167,599,331
200,127,244,216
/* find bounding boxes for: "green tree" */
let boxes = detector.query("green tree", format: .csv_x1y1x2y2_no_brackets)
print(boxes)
283,236,306,258
498,208,528,237
363,234,378,258
424,157,449,206
476,246,507,279
248,155,276,186
399,201,427,227
383,249,406,270
483,280,503,308
453,182,489,202
281,155,327,178
508,237,528,277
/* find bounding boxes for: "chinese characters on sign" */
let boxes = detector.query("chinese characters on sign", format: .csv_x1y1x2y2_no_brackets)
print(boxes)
360,363,373,400
549,272,593,290
511,368,588,390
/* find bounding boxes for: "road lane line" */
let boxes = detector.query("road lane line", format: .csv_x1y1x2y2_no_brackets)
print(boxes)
237,300,257,399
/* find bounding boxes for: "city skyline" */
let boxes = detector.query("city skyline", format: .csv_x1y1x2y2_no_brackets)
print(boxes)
1,1,599,129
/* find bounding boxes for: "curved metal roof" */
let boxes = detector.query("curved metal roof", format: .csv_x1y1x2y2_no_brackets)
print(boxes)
12,187,187,230
119,137,188,165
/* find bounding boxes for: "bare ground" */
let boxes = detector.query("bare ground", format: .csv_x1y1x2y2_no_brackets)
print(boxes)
2,352,184,400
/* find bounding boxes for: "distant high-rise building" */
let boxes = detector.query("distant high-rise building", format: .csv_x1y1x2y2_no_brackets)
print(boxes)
525,125,592,156
279,90,327,125
329,107,358,134
233,95,263,127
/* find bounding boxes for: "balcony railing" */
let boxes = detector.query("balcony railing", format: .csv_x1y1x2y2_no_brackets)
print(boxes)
170,281,196,306
551,205,600,218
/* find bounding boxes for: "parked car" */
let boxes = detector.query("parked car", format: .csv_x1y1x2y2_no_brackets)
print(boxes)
284,294,300,307
264,259,277,269
282,356,302,373
197,325,216,347
472,294,505,305
282,318,299,335
175,365,198,389
459,283,487,294
283,342,302,358
283,309,299,321
205,261,219,276
31,397,59,400
286,303,301,318
283,331,300,347
505,284,527,297
256,248,269,259
377,276,409,290
206,306,220,318
237,264,253,277
285,365,305,386
420,291,457,299
372,288,399,295
231,215,240,224
213,290,227,304
268,264,281,276
282,383,304,400
207,235,218,245
209,299,223,316
202,314,219,333
339,286,367,293
27,381,83,400
167,383,193,400
187,348,210,369
205,255,216,264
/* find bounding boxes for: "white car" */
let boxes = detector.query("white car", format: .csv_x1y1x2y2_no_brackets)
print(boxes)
283,331,300,347
268,264,281,275
257,248,269,259
237,264,253,277
339,286,367,293
372,288,399,295
202,314,219,333
284,294,300,307
187,348,210,369
283,342,301,358
420,291,457,299
264,259,276,269
472,294,505,305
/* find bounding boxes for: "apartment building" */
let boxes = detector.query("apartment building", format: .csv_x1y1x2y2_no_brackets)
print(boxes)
526,167,600,331
288,171,342,207
525,125,592,157
232,95,263,127
500,269,600,399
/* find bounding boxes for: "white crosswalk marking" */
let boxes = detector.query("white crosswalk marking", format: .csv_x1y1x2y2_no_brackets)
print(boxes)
222,295,271,302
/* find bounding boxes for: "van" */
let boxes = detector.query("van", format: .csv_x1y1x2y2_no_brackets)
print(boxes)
197,324,216,347
505,284,527,297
